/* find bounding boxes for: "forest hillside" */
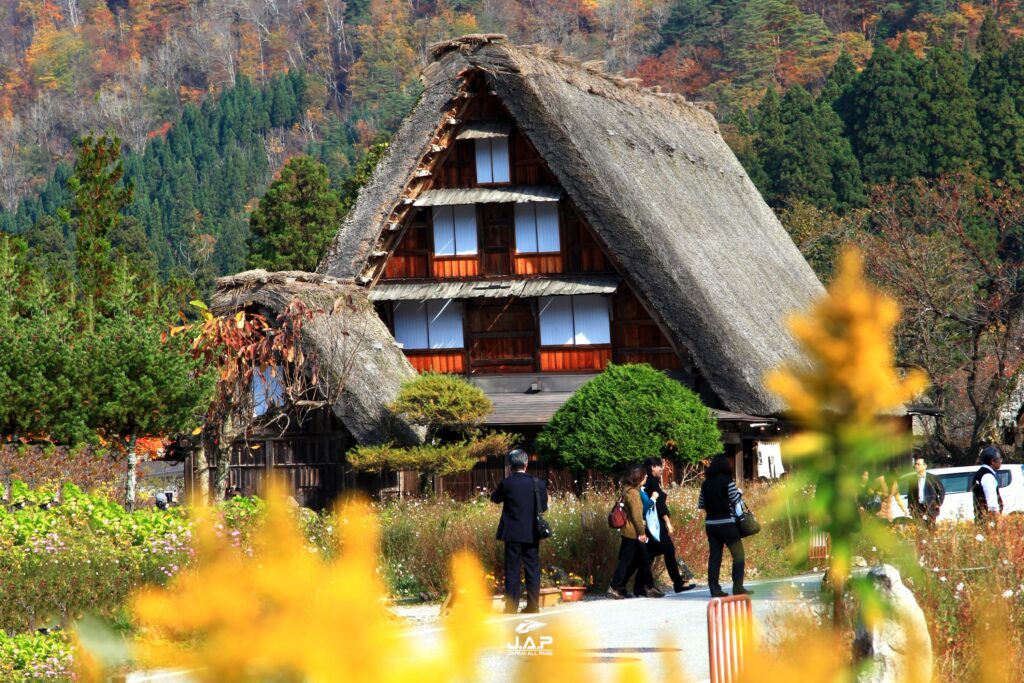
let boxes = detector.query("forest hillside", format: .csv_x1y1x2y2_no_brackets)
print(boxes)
5,0,1024,459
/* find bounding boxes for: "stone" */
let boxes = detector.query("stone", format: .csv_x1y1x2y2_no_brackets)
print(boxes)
853,564,932,683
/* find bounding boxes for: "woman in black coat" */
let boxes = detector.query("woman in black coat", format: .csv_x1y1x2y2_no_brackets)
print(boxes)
698,454,749,597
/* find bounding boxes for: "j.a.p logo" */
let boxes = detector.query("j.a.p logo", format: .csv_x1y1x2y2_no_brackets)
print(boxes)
507,620,553,656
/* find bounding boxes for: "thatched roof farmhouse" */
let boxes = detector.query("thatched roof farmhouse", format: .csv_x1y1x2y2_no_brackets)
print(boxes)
203,35,828,501
319,34,824,418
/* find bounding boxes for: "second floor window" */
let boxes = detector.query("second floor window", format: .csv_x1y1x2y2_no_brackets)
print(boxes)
514,202,560,253
432,205,478,256
538,295,611,346
393,299,465,349
475,138,511,184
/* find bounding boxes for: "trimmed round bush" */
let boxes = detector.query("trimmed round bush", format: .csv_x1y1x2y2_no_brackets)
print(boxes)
535,363,722,472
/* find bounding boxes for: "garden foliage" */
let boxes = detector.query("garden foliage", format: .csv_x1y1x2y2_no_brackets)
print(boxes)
536,363,722,473
0,483,192,634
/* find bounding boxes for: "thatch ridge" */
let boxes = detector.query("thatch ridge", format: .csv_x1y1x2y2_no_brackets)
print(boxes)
212,270,422,445
319,39,823,416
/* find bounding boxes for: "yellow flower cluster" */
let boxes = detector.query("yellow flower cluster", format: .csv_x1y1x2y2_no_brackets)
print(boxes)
766,247,927,429
82,482,499,683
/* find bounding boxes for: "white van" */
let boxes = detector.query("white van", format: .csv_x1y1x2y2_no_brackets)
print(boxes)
898,464,1024,522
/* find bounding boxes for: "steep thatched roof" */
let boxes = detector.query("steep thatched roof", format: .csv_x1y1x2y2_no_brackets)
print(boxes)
211,270,422,445
318,35,823,416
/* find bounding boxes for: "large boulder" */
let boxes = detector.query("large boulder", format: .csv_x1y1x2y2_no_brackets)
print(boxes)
853,564,932,683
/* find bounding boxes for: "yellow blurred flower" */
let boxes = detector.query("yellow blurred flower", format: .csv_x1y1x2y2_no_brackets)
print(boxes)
766,247,927,429
82,481,500,683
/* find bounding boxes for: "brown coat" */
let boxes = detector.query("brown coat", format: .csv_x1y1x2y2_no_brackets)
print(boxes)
620,486,646,540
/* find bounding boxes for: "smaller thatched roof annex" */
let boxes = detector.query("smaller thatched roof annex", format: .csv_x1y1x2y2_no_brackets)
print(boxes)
211,270,422,446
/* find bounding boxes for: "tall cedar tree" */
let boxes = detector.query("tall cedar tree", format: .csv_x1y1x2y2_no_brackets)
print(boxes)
70,135,133,309
971,13,1024,185
819,51,856,106
920,47,983,176
247,155,344,272
842,42,929,184
752,86,864,212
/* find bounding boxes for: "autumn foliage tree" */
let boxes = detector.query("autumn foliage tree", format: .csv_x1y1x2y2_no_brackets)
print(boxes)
860,171,1024,461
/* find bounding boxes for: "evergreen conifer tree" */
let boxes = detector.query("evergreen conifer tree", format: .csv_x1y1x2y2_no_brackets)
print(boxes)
247,155,342,272
972,12,1024,184
920,47,983,176
752,86,864,211
844,43,928,183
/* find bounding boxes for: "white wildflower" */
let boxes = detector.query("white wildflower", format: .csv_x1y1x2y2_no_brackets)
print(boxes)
975,534,985,542
1002,590,1014,599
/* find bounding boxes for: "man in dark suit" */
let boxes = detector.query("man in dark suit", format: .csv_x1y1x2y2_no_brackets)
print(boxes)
907,457,945,528
490,448,548,613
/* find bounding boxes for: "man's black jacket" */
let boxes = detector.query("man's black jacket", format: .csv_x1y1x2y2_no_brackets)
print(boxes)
491,472,548,543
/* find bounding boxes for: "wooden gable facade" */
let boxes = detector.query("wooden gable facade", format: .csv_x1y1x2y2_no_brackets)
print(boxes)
365,82,686,385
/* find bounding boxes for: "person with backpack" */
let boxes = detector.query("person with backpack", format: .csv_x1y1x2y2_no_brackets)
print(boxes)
490,449,549,613
698,454,749,597
607,464,661,599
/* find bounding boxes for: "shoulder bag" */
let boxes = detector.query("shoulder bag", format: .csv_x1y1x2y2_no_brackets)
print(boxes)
534,478,553,540
735,499,761,538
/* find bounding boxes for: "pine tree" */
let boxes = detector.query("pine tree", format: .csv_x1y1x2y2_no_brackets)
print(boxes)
247,155,343,272
920,47,983,176
69,134,133,310
844,43,928,184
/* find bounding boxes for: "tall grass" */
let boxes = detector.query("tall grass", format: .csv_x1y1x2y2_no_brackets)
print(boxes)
373,483,794,595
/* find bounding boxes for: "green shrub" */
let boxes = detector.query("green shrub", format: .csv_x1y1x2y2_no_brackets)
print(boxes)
536,363,723,472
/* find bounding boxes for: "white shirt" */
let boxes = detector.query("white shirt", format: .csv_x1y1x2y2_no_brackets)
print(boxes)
979,466,1000,512
917,476,926,503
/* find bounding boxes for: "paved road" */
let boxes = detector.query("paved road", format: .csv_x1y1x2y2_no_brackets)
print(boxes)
402,574,824,683
126,575,823,682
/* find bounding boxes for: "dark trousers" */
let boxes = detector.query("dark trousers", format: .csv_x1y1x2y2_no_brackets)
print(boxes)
649,531,694,590
610,537,652,594
706,522,745,593
503,541,540,612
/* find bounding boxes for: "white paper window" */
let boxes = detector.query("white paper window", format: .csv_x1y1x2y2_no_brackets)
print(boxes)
426,299,464,349
571,295,611,344
539,295,611,346
475,138,511,184
515,202,560,253
393,300,464,350
432,205,478,256
539,296,575,345
253,366,285,417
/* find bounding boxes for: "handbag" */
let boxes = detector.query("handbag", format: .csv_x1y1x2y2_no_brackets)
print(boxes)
534,479,552,540
735,499,761,538
608,495,627,529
